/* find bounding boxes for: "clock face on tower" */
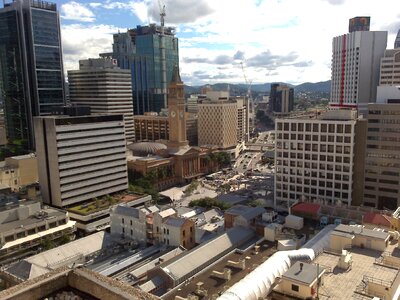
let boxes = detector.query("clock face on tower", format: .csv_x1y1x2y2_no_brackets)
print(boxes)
170,111,176,118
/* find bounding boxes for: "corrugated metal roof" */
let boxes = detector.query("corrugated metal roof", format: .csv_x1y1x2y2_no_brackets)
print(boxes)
160,227,254,282
5,231,112,281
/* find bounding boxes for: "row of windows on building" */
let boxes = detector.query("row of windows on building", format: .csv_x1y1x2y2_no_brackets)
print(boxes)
276,123,353,133
277,152,352,162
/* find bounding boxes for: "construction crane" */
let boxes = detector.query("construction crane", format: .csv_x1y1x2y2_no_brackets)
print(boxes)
158,0,166,26
241,61,254,140
158,0,167,109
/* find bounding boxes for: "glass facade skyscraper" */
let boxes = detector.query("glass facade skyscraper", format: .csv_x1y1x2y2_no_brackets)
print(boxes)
0,0,65,149
106,24,179,115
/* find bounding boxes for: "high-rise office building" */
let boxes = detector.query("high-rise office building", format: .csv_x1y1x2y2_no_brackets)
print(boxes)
105,24,179,115
363,102,400,210
274,110,366,210
269,84,294,114
330,17,387,112
68,58,134,141
34,113,128,208
395,29,400,48
0,0,65,149
379,48,400,86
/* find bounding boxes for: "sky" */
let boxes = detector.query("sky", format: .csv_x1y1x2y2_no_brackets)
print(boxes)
35,0,400,85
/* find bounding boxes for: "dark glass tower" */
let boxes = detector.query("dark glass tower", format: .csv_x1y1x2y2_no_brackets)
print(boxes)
0,0,65,149
395,29,400,48
107,24,179,115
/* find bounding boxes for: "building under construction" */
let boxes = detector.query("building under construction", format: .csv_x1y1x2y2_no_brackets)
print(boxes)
103,24,179,115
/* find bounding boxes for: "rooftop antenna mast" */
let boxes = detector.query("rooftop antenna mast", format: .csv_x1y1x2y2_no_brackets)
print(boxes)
158,0,167,110
241,61,253,141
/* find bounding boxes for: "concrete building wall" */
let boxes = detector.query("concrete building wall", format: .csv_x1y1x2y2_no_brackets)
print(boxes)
352,118,367,206
275,112,358,209
0,155,38,191
110,209,147,244
363,103,400,210
278,279,318,300
34,115,128,207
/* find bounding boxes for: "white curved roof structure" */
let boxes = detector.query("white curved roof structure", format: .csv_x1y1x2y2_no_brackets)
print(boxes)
217,225,336,300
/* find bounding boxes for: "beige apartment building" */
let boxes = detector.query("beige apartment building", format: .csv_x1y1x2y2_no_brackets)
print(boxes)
275,110,366,210
198,100,238,149
0,154,38,191
363,103,400,210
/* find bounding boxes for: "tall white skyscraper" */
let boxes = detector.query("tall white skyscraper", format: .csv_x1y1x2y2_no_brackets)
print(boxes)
330,18,387,112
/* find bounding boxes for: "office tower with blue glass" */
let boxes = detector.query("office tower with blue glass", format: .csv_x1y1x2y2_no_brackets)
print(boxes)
106,24,179,115
0,0,65,149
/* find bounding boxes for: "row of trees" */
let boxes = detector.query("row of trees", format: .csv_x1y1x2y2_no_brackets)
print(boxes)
189,197,232,211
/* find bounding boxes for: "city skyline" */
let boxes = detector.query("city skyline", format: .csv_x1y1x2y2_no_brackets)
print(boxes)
7,0,398,86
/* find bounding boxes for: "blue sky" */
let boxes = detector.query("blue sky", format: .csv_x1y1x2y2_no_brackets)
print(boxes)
31,0,400,85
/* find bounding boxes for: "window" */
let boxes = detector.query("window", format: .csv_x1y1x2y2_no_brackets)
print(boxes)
122,218,124,224
130,229,133,235
291,284,299,292
183,230,186,237
130,220,132,226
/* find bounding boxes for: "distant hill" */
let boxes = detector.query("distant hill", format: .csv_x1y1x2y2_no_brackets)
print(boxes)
184,80,330,96
295,81,331,93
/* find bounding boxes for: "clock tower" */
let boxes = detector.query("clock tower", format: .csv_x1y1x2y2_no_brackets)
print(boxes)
167,66,189,150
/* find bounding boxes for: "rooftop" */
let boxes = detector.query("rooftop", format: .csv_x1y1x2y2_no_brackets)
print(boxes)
158,227,254,284
225,205,266,221
0,207,65,233
313,247,399,300
4,231,112,281
164,217,187,228
113,205,141,218
165,240,276,300
0,267,158,300
334,224,389,240
67,193,145,216
158,208,176,219
282,261,324,285
363,212,392,228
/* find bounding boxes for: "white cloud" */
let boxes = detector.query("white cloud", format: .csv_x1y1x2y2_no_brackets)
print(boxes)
59,0,400,86
89,3,102,8
62,24,124,78
61,1,95,22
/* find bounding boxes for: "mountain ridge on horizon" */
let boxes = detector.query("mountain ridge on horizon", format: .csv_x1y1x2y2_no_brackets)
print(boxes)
184,80,331,95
